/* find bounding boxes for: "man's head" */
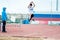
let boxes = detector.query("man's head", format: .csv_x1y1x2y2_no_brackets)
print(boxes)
30,1,34,6
3,7,6,11
30,3,32,6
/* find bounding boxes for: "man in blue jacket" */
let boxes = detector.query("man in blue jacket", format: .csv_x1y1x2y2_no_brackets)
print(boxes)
2,7,7,32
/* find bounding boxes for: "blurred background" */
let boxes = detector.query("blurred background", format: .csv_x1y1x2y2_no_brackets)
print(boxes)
0,0,60,25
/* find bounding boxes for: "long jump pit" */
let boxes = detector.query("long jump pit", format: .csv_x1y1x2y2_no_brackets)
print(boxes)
0,24,60,40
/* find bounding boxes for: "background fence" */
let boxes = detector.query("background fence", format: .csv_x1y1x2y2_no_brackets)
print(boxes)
0,13,60,25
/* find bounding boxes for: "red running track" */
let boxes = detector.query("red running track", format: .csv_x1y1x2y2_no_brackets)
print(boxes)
34,18,60,21
0,24,60,39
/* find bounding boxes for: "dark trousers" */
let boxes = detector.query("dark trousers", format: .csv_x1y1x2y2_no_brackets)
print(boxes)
0,23,1,31
2,21,6,32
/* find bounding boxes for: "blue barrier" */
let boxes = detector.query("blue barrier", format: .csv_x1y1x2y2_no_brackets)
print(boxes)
34,14,60,18
33,12,60,18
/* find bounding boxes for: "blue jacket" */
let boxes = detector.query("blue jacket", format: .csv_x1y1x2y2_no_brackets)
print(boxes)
2,11,7,21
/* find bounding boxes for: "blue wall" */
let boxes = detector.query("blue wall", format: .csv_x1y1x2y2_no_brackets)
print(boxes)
34,13,60,18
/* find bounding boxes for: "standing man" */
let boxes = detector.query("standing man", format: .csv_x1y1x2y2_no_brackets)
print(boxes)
2,7,7,32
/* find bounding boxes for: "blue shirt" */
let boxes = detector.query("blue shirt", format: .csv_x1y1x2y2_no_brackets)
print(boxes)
23,19,30,24
2,11,7,21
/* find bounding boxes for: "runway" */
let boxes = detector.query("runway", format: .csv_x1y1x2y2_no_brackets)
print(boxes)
0,24,60,39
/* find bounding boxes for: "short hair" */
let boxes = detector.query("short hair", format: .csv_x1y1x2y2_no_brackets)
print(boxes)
30,4,32,6
3,7,6,9
3,7,6,11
